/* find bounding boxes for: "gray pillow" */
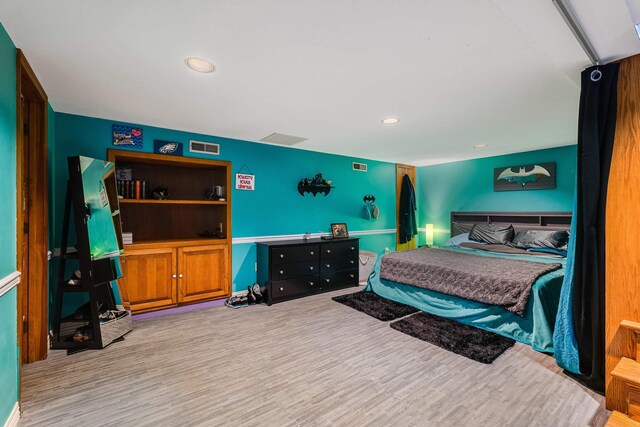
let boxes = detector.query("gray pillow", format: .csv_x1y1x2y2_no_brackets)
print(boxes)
468,223,514,245
511,230,569,250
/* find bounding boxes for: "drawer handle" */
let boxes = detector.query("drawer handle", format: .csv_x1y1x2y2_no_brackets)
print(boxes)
326,264,330,268
327,249,331,254
309,266,314,271
279,270,284,275
309,281,314,286
172,274,177,279
349,274,354,278
178,274,183,279
280,254,284,258
350,260,355,264
310,251,314,255
350,247,355,250
325,278,330,283
279,287,284,291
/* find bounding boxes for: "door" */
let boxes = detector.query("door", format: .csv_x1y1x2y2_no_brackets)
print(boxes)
120,247,177,313
396,164,417,251
178,244,229,303
16,50,48,364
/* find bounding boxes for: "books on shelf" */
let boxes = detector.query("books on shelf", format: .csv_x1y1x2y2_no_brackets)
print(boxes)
122,232,133,245
117,179,148,200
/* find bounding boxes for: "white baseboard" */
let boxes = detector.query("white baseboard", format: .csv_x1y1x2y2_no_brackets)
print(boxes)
0,271,20,298
3,402,19,427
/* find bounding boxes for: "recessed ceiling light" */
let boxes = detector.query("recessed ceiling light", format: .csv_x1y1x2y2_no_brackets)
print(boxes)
185,57,216,73
474,144,488,149
382,118,399,125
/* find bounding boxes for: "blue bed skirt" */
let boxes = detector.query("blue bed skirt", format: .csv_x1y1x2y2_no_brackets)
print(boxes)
364,248,565,353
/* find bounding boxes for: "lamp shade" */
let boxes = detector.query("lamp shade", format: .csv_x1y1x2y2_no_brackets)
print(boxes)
425,223,434,246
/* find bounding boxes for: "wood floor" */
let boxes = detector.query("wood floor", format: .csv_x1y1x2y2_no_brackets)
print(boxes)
21,288,606,426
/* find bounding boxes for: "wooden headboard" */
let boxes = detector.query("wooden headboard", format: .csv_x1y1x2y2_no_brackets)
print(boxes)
450,211,572,237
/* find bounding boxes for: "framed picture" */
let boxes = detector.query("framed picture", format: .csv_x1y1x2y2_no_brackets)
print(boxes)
331,223,349,239
112,124,143,149
493,162,556,191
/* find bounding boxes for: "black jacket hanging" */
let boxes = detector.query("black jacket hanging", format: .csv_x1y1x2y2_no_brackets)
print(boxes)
399,174,417,244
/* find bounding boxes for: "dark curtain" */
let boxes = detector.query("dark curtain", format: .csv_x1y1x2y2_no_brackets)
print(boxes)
572,63,619,392
399,174,417,244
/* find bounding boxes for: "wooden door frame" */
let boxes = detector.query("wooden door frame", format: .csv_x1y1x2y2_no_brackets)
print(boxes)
396,164,417,251
16,49,49,364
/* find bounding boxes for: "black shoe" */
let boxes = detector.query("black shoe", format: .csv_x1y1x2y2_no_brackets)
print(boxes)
252,283,263,303
247,286,257,304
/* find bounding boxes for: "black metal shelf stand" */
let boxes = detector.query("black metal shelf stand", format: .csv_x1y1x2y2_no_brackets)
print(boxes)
51,180,130,352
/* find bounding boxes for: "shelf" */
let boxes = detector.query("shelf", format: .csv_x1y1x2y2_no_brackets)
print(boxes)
124,237,230,249
61,251,79,260
118,199,227,205
297,184,334,197
57,281,112,293
107,149,230,169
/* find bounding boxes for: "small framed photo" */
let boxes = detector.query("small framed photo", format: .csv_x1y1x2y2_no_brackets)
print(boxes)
331,223,349,239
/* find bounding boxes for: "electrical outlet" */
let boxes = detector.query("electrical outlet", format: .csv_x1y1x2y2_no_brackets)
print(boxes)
254,262,258,272
384,247,390,253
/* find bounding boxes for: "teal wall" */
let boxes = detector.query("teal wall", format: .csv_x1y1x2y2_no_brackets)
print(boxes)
417,145,576,246
0,23,19,426
53,113,397,295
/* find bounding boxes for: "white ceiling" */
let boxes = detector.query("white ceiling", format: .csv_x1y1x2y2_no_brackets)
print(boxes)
1,1,639,166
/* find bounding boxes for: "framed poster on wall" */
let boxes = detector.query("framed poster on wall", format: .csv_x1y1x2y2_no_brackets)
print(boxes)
493,162,556,191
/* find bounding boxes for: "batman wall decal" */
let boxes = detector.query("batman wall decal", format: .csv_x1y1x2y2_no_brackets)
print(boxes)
497,165,550,186
493,162,556,192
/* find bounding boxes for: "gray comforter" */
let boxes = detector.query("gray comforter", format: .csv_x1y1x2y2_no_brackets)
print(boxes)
379,248,562,315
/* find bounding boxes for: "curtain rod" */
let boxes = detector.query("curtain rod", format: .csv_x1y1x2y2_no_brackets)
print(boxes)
552,0,601,66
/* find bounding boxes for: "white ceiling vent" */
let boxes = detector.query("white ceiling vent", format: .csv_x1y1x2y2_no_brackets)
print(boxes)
353,162,368,172
260,133,308,146
189,140,220,155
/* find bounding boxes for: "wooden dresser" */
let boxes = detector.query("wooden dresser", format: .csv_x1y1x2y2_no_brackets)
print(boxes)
257,238,360,305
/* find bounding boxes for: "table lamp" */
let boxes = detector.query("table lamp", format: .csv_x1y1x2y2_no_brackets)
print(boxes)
425,223,434,247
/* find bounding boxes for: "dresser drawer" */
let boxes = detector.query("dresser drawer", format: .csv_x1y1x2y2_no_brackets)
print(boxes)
321,241,359,259
319,269,358,289
272,245,319,265
270,276,317,301
320,256,358,274
270,261,318,280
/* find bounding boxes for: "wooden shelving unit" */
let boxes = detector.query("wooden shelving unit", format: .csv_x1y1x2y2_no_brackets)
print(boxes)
119,199,227,205
107,149,232,313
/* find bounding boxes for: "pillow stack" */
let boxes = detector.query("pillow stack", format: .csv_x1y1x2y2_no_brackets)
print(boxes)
468,223,515,244
511,229,569,256
466,224,569,256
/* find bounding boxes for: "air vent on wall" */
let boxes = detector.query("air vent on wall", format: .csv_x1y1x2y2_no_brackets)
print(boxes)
189,140,220,155
353,162,368,172
260,132,308,146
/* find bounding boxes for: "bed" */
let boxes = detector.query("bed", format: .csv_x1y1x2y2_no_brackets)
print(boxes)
364,211,571,353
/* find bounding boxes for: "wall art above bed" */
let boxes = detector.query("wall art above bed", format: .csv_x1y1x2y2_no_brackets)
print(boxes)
493,162,556,191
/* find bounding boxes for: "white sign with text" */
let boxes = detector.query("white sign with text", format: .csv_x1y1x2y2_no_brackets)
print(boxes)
235,173,255,191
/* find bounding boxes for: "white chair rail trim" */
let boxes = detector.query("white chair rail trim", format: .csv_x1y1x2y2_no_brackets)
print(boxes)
231,228,396,245
0,271,20,299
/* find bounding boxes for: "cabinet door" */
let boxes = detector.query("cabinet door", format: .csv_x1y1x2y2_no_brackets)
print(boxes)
178,244,230,303
121,247,177,313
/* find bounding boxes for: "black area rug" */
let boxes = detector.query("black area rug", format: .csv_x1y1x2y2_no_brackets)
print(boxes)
332,291,419,321
390,312,515,364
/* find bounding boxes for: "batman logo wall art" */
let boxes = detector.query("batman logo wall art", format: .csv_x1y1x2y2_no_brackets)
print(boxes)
493,162,556,191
